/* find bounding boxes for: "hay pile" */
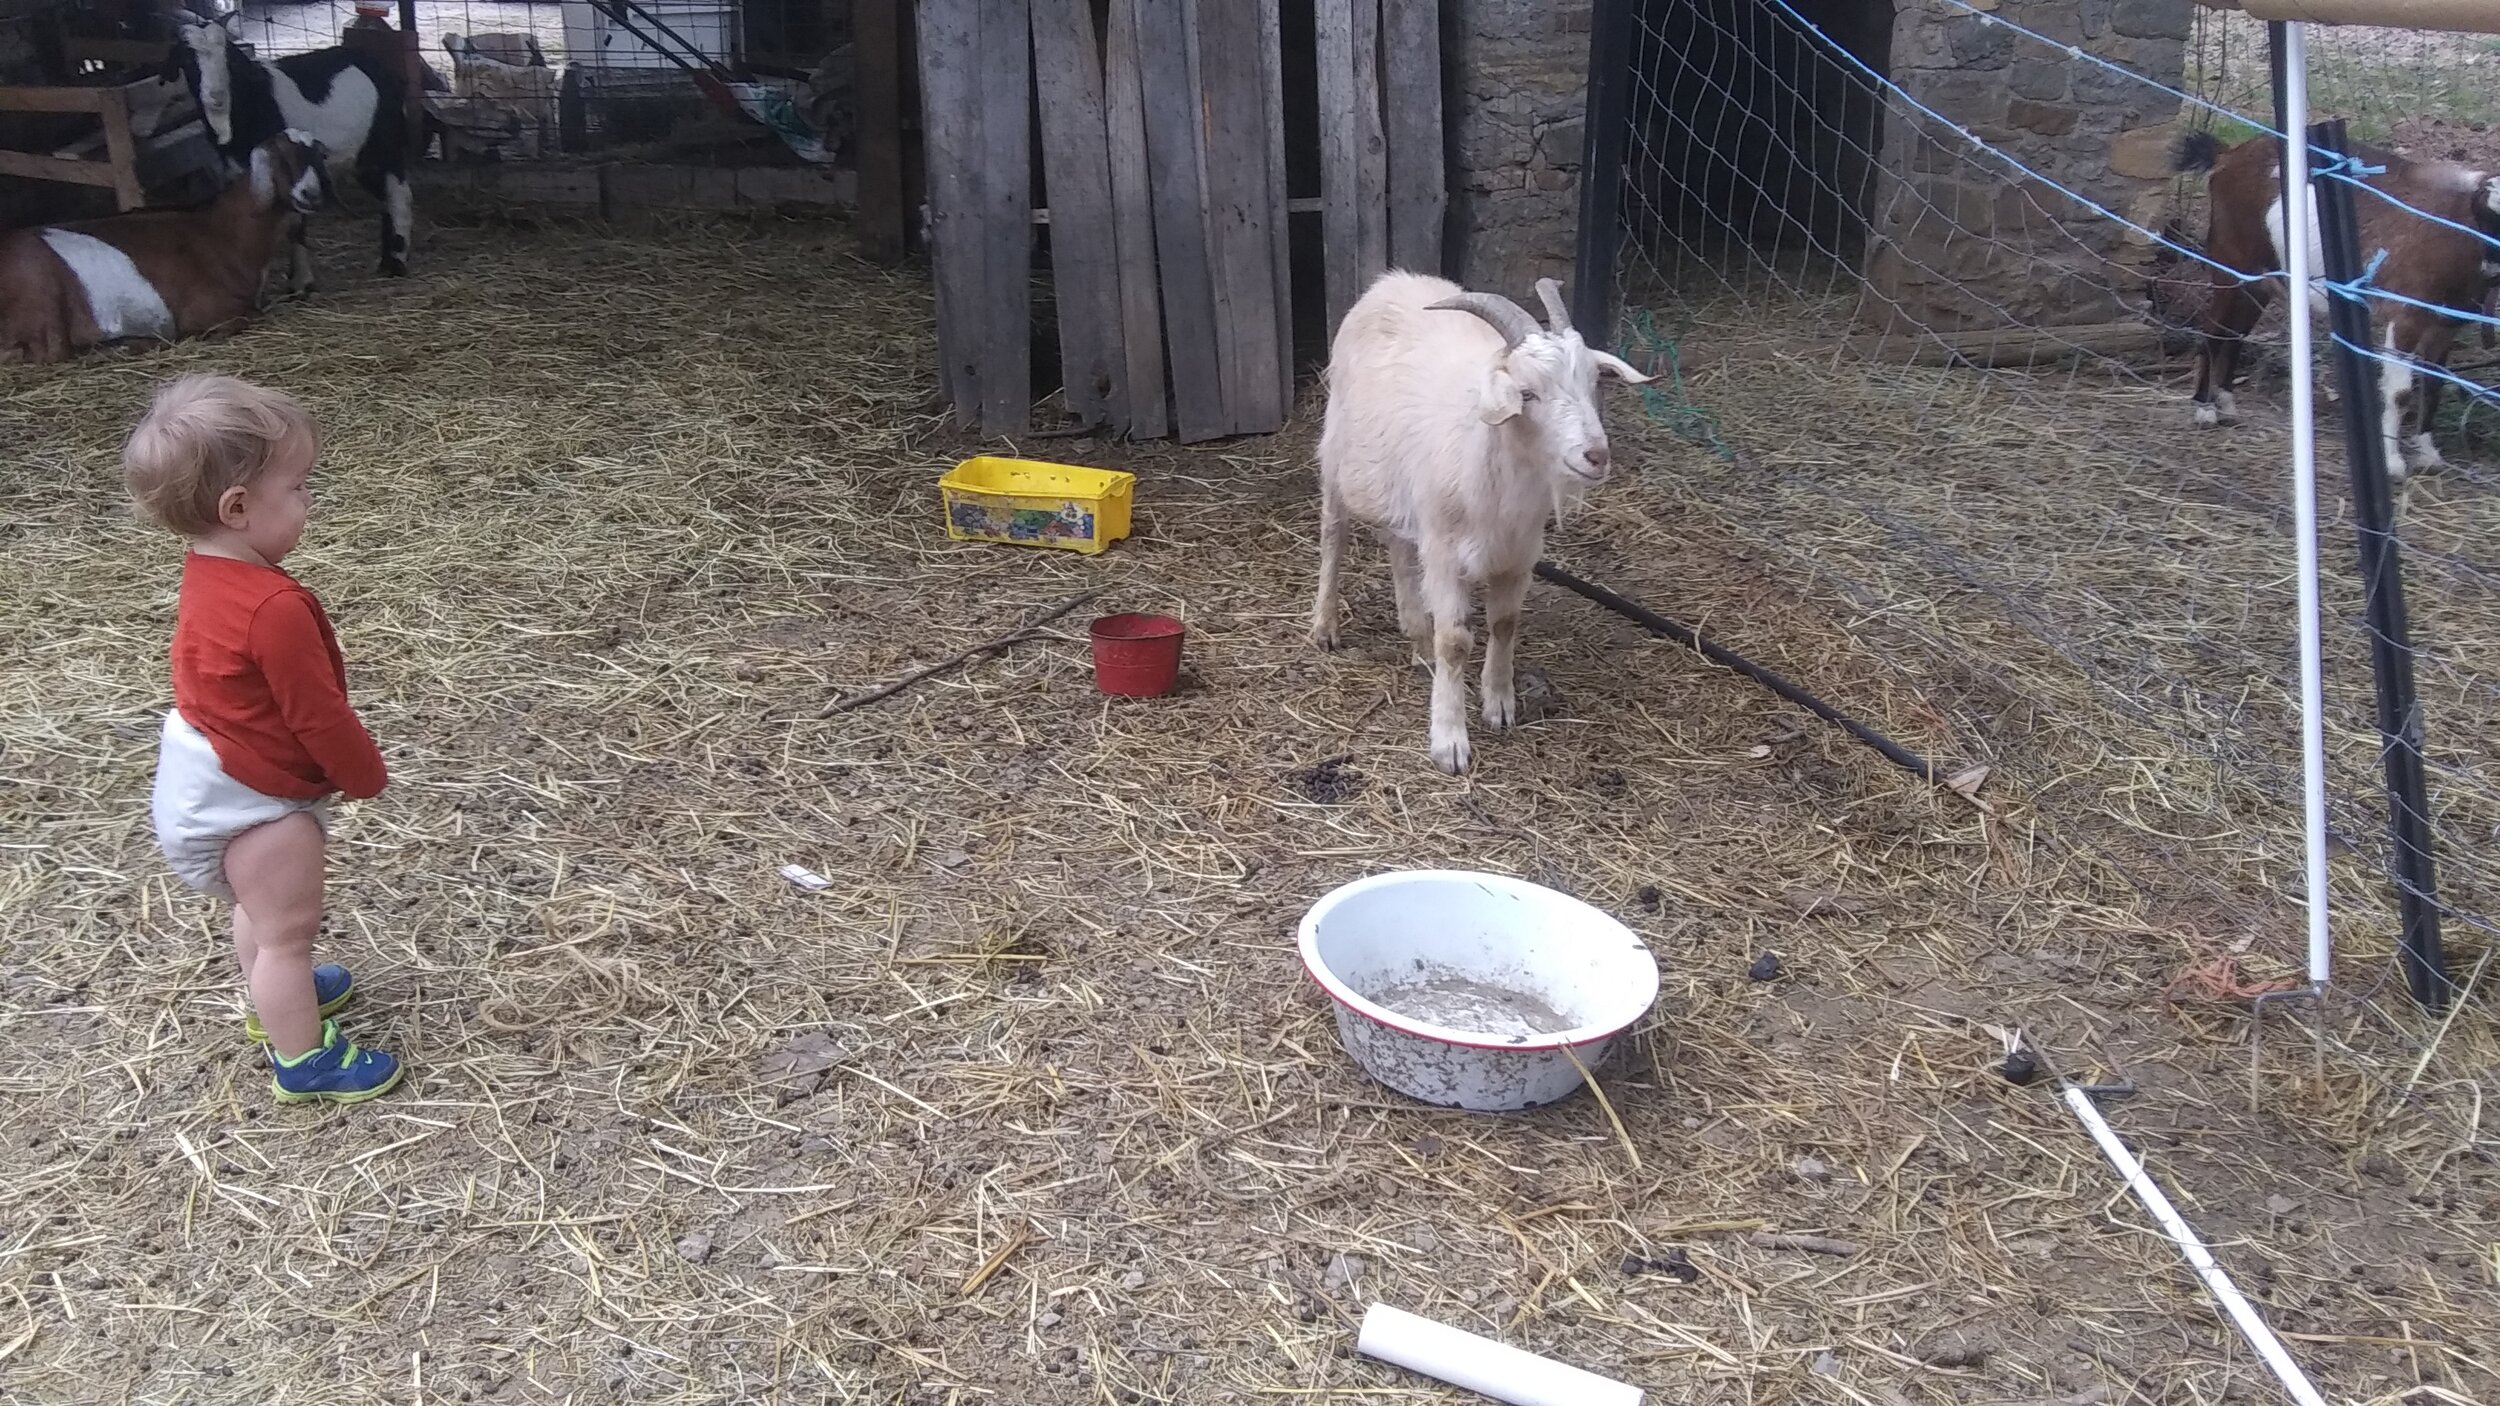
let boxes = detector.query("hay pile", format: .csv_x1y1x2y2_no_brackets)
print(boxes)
0,214,2493,1403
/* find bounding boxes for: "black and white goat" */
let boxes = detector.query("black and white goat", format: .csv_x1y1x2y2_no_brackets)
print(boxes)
166,16,413,282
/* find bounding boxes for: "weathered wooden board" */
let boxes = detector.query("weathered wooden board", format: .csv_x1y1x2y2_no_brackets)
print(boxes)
852,0,906,264
1133,0,1226,441
1316,0,1388,338
1192,0,1287,434
1102,0,1168,439
1258,0,1293,404
973,0,1032,435
1351,0,1388,285
1030,0,1124,430
914,0,982,421
1381,0,1444,274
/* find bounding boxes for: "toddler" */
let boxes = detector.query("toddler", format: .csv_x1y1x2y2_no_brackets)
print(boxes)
127,374,401,1103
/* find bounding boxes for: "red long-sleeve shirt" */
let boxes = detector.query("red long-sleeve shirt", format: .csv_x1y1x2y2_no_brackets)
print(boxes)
170,553,387,801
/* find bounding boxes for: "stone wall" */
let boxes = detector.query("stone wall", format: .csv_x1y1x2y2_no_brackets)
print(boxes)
1867,0,2193,330
1444,0,1591,295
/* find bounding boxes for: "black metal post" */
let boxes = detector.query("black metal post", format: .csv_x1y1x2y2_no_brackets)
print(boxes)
2266,22,2289,141
1572,0,1637,348
2310,118,2453,1009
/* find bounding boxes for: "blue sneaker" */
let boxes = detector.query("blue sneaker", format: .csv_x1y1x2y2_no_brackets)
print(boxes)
270,1019,403,1104
245,964,355,1043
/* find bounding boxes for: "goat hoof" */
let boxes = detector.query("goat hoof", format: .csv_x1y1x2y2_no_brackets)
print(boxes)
2192,403,2220,429
2404,437,2445,472
1307,620,1340,651
1483,693,1519,731
1430,732,1472,774
379,257,408,278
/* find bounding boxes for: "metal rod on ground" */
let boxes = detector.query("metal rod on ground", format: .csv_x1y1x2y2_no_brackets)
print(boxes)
2313,118,2452,1010
1570,0,1635,347
2063,1086,2331,1406
1532,561,1940,785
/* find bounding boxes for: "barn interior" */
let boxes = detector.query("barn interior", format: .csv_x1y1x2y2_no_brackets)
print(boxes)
1625,0,1890,270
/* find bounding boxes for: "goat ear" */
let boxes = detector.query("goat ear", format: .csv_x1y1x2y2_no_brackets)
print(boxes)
1477,363,1525,425
1593,350,1653,384
248,145,276,207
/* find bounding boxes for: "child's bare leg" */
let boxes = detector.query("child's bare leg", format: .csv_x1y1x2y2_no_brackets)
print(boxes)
232,904,260,984
224,812,325,1058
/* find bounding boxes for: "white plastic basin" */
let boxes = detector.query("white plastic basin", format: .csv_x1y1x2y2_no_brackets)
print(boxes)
1299,869,1660,1111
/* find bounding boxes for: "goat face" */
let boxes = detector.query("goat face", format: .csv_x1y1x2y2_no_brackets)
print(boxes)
1439,279,1654,488
2473,177,2500,286
167,17,243,146
248,131,325,215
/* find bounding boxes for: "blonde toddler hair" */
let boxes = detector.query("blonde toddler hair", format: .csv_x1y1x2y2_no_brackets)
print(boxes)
124,374,319,537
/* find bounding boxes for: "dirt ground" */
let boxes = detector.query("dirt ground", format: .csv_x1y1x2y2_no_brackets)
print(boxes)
2,216,2495,1405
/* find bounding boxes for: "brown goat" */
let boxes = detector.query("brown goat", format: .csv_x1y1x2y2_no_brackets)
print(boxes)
2175,130,2500,504
0,132,323,366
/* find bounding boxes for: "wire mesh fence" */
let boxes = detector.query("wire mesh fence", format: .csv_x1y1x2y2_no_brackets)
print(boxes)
1598,0,2497,1132
42,0,857,165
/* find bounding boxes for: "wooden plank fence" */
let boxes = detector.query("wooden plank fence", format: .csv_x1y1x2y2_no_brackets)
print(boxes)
917,0,1444,442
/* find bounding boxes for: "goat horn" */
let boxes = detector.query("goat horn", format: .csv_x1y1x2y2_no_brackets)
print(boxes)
1535,277,1571,331
1428,292,1540,350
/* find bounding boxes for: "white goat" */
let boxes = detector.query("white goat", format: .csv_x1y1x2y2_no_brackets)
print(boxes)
1309,271,1653,773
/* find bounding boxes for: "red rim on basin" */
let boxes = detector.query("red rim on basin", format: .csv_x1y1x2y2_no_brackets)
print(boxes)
1089,613,1185,696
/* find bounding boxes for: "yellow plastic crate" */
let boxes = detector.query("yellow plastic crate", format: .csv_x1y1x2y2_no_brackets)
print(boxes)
939,456,1135,555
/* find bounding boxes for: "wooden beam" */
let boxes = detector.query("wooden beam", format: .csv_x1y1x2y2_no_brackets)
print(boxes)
1258,0,1293,405
1351,0,1387,284
916,0,985,423
0,149,121,187
2200,0,2500,33
1134,0,1226,441
853,0,907,264
0,85,115,114
99,86,142,210
1316,0,1359,336
1194,0,1288,434
1381,0,1444,274
1843,321,2170,368
1031,0,1125,430
1317,0,1388,338
1103,0,1169,439
972,0,1032,436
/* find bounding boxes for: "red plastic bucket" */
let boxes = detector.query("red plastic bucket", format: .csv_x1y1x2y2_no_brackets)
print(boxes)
1089,613,1185,696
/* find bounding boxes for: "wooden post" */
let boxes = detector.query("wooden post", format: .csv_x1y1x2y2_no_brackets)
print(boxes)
1103,0,1169,438
854,0,906,264
1381,0,1444,274
1031,0,1125,429
98,86,143,210
398,0,426,163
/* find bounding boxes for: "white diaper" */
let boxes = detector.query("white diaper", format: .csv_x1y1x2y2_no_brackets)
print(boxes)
151,709,330,900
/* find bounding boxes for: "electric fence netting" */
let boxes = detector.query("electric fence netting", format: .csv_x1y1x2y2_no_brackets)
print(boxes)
1583,0,2499,1143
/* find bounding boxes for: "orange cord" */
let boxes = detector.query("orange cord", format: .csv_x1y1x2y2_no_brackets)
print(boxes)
2163,955,2303,1005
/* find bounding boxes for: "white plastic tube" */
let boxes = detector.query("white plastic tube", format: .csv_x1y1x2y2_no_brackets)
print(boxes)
2064,1087,2328,1406
2283,21,2334,990
1356,1303,1644,1406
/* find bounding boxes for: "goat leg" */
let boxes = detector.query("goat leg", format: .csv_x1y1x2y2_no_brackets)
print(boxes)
1480,567,1528,730
1388,535,1429,669
1308,485,1348,650
1423,554,1474,775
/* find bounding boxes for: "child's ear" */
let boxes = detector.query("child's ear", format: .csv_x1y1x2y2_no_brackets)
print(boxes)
1477,362,1524,425
216,483,251,527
